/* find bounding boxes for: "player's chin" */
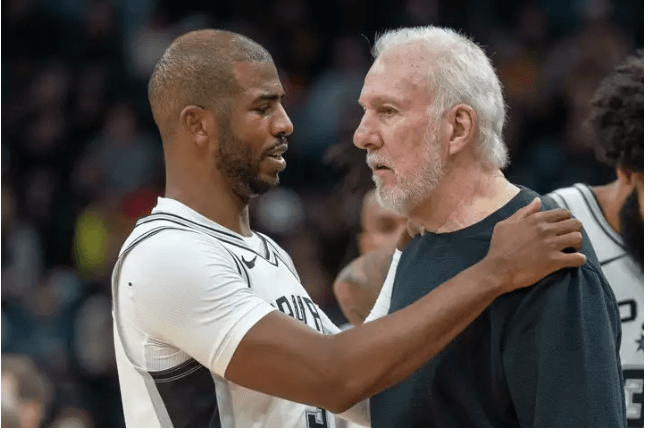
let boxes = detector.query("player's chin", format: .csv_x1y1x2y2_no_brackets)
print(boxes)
251,175,280,195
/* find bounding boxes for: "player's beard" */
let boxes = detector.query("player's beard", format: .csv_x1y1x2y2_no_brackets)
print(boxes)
619,187,644,271
372,128,446,216
216,120,279,202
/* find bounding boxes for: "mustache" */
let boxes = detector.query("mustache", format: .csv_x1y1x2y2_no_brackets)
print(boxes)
366,153,392,170
262,137,288,156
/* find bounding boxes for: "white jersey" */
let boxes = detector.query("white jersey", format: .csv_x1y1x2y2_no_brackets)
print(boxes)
365,250,401,324
548,183,643,427
112,197,362,427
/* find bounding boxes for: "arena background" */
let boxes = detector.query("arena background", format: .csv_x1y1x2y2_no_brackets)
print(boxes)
1,0,644,427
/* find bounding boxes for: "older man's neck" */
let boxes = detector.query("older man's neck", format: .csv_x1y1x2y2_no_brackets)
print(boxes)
410,165,520,234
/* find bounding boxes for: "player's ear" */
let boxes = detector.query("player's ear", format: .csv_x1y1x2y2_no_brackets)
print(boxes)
616,167,633,186
180,105,215,147
446,104,477,157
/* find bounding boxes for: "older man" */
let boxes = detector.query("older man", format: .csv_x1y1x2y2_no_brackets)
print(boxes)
357,26,626,427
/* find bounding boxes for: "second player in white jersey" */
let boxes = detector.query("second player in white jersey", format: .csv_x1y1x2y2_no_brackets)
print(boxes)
548,183,643,427
113,197,365,427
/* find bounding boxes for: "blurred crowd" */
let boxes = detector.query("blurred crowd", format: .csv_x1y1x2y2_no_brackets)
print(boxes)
1,0,642,427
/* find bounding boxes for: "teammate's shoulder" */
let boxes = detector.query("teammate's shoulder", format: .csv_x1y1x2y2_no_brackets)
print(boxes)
545,183,590,205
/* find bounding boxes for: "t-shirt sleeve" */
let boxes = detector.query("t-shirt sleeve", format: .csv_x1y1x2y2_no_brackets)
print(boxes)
364,250,401,323
502,265,626,427
122,230,275,377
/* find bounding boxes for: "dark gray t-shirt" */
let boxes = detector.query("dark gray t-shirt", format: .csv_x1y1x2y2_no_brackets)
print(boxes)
370,187,627,427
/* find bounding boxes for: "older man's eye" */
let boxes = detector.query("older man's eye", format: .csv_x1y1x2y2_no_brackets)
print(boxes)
379,107,396,116
255,105,270,114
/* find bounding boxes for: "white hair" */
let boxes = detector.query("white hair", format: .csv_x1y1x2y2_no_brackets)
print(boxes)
372,26,509,169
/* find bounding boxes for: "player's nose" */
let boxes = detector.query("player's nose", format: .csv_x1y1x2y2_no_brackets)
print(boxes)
272,103,294,137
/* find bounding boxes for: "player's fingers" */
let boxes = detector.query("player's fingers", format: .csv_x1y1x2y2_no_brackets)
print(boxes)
553,231,583,251
509,197,541,221
547,218,583,236
553,251,587,269
532,207,572,224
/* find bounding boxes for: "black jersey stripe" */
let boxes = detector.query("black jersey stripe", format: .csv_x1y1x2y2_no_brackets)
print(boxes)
573,184,625,249
254,231,271,260
137,215,248,249
147,359,222,427
143,212,240,239
224,248,251,287
138,215,284,264
599,254,627,266
551,192,573,214
255,232,300,280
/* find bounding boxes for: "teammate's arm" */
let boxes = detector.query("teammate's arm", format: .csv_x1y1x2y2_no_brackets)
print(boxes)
225,199,587,413
333,247,394,326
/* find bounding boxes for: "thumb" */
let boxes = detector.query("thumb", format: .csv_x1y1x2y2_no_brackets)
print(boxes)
510,197,541,221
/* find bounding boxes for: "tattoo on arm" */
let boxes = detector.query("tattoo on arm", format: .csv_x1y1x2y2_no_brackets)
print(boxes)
336,248,394,294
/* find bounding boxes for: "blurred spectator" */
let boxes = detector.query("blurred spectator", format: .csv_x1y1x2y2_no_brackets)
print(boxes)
76,102,161,196
73,294,115,377
1,354,53,428
49,406,94,428
294,35,370,159
1,182,44,302
126,6,177,82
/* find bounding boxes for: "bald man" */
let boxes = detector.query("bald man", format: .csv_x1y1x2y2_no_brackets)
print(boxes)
111,29,586,427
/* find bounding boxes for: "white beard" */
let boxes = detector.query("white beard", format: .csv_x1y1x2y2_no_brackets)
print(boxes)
373,132,445,216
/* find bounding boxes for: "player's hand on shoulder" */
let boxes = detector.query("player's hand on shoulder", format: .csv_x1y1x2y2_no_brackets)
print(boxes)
485,198,586,293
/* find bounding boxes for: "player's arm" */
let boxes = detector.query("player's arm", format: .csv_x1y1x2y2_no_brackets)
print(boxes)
333,247,394,326
502,262,626,426
333,219,424,325
226,199,587,413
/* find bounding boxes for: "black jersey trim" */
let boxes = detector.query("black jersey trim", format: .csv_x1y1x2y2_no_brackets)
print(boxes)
255,232,300,280
599,254,628,266
143,212,240,239
225,248,251,287
149,358,203,383
138,214,286,266
146,361,222,427
574,184,625,249
254,231,271,260
551,192,573,214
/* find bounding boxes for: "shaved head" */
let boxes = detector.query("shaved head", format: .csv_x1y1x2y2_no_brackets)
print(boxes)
148,29,273,140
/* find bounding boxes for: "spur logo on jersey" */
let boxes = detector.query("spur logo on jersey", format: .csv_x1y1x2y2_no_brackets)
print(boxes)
272,295,325,334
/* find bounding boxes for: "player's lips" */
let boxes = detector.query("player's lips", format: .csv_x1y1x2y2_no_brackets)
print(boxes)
263,144,288,171
264,143,288,160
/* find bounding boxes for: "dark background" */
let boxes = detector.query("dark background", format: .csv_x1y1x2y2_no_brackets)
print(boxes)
1,0,643,426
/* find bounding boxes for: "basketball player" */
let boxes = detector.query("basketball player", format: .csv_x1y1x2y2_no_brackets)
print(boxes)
112,29,587,427
334,189,407,326
548,51,643,427
357,26,626,427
